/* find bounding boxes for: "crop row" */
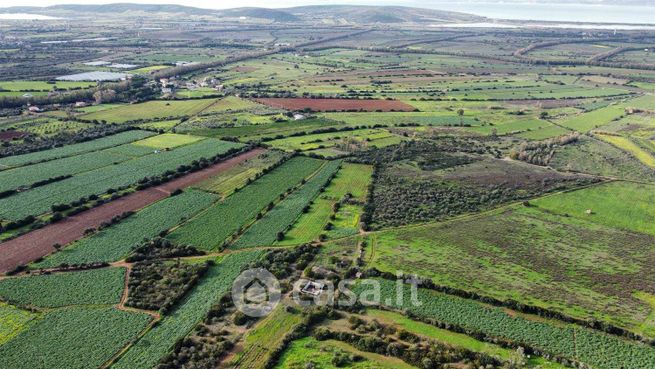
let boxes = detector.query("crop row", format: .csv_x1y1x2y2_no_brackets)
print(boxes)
112,250,264,369
232,160,342,248
194,150,287,197
279,162,372,244
357,279,655,369
0,306,151,369
34,190,218,268
0,130,154,169
0,267,125,308
0,142,156,193
81,98,217,123
0,138,241,221
168,156,324,250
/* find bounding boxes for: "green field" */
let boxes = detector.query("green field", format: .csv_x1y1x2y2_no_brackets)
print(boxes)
232,160,342,248
355,279,655,369
194,150,286,197
227,304,304,368
168,156,324,250
549,135,655,181
364,182,655,337
465,118,549,136
278,163,372,245
136,119,180,131
556,104,626,132
0,302,38,345
366,310,512,359
0,307,151,369
274,337,418,369
0,130,155,169
129,65,169,74
82,98,219,123
365,309,565,368
202,96,262,113
516,123,572,140
321,111,477,126
132,133,204,149
597,134,655,168
112,251,263,369
34,190,217,268
0,140,156,193
531,181,655,236
266,128,404,152
0,139,241,221
0,268,125,308
189,118,345,141
0,80,95,91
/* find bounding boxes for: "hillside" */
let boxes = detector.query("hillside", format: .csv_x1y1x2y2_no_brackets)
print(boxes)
284,5,483,24
215,7,301,22
0,3,212,16
0,3,482,24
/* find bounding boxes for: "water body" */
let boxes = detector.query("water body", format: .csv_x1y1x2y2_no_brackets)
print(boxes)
422,2,655,25
0,13,57,20
429,21,655,30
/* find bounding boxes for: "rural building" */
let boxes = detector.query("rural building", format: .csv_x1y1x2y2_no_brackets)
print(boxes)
300,280,325,296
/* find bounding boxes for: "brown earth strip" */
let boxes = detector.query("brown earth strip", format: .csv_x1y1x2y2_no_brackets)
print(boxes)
0,131,30,141
0,148,265,274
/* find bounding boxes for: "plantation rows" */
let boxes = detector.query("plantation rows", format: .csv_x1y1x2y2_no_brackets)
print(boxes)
34,190,217,268
358,279,655,369
112,250,264,369
0,143,155,193
232,160,342,248
0,130,155,169
0,307,151,369
168,156,324,250
0,139,241,221
0,268,125,308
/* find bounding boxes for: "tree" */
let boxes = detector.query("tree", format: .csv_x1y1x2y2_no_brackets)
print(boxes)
93,89,117,104
457,108,464,126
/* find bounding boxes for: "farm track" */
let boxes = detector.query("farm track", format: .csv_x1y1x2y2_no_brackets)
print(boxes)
0,148,265,275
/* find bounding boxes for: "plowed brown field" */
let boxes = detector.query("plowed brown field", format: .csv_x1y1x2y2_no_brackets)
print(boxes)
0,148,264,274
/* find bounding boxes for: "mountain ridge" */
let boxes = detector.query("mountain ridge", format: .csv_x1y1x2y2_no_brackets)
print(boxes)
0,3,483,24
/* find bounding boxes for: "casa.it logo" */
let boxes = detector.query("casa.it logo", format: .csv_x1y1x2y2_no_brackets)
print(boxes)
231,268,281,317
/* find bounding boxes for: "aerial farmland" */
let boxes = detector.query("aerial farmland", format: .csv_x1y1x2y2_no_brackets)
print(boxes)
0,2,653,369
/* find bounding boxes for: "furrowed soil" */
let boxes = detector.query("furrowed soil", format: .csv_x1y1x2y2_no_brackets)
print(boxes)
0,148,264,274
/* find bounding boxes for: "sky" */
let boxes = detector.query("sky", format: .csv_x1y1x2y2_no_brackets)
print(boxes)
4,0,648,9
1,0,652,24
3,0,392,8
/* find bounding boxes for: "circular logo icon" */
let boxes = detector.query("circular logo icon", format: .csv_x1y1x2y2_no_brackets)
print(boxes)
231,268,281,317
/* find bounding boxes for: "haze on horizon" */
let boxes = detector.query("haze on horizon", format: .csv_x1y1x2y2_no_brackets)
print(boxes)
1,0,653,9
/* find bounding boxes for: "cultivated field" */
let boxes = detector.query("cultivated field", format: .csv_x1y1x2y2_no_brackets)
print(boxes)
0,7,653,369
254,98,416,112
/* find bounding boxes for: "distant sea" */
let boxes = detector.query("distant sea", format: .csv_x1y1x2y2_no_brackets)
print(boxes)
423,2,655,24
0,2,652,25
0,13,57,20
